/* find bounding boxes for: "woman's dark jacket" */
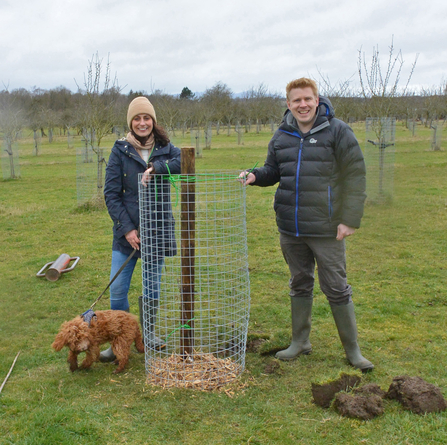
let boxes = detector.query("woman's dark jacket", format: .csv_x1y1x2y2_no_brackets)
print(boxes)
104,139,181,258
252,96,366,237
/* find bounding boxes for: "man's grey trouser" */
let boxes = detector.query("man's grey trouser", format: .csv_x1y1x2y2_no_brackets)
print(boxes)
279,233,353,306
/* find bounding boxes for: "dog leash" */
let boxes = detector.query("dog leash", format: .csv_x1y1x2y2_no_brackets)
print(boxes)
81,245,138,324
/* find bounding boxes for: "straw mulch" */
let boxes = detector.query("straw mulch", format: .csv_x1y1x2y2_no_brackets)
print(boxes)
146,351,240,391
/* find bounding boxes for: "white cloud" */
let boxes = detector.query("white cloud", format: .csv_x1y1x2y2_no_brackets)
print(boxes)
1,0,446,95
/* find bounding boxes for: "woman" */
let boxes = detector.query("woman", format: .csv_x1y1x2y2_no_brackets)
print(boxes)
101,96,181,361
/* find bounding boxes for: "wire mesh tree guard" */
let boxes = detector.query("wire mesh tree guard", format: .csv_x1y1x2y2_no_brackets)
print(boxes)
235,122,244,146
365,117,396,204
204,124,212,149
76,140,107,207
430,120,444,151
408,119,417,137
1,136,20,180
190,128,203,158
113,125,126,139
66,128,74,149
32,129,41,156
138,147,250,390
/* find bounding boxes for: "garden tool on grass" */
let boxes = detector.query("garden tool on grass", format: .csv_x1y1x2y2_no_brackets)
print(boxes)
36,254,80,281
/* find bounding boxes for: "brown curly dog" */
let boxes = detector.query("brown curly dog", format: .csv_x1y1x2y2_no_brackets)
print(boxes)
52,310,144,373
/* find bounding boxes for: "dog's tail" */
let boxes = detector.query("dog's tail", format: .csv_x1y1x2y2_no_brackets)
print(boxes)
52,333,66,351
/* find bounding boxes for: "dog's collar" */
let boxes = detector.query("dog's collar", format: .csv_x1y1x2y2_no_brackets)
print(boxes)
81,309,97,327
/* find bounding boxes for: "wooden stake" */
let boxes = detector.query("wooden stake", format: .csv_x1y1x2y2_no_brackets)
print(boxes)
0,351,21,394
180,147,195,358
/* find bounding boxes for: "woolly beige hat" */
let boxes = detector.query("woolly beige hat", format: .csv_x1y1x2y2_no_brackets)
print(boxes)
127,96,157,129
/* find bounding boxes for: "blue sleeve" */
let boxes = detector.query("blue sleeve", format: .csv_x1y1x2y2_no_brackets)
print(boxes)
152,143,181,175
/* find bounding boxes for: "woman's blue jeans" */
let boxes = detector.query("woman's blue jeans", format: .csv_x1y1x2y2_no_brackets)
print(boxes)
109,250,164,311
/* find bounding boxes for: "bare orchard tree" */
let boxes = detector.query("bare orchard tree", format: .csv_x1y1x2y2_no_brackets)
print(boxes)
42,108,61,143
358,37,418,205
200,82,233,132
177,95,195,137
317,70,357,122
242,84,283,133
421,85,446,128
149,90,180,135
75,53,122,196
358,36,418,125
0,88,24,179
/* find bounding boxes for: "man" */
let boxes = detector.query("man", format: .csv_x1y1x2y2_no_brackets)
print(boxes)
240,78,373,372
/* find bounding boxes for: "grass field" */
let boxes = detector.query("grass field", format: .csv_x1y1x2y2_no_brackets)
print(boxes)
1,123,446,444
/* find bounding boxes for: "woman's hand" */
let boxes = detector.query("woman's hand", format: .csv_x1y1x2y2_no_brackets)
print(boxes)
141,164,155,187
125,229,140,250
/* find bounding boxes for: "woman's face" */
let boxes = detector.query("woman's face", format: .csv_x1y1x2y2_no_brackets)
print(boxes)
132,114,153,138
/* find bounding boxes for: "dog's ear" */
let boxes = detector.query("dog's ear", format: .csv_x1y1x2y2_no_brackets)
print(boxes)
52,332,67,351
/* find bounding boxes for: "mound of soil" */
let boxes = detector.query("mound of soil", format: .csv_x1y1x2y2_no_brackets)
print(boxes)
385,375,447,414
312,373,362,408
333,393,384,420
353,383,386,398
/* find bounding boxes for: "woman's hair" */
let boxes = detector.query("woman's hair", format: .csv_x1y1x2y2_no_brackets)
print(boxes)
152,122,170,146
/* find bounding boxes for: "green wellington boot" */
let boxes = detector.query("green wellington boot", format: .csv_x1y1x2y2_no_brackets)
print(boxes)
139,296,166,350
330,302,374,372
276,297,313,360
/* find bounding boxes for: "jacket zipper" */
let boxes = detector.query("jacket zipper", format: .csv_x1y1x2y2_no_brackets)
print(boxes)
295,138,303,236
328,186,332,222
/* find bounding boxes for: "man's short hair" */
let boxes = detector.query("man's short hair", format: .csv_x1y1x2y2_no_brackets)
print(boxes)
286,78,318,100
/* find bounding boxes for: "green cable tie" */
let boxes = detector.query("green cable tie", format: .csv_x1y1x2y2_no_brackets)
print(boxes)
166,163,180,207
247,161,258,175
165,317,196,342
149,171,252,207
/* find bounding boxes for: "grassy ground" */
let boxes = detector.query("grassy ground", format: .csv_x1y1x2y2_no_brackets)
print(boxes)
0,124,446,444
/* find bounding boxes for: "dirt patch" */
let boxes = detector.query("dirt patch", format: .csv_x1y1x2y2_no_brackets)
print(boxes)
264,360,281,375
353,383,386,398
246,338,267,353
385,375,447,414
312,373,362,408
333,393,384,420
259,345,284,356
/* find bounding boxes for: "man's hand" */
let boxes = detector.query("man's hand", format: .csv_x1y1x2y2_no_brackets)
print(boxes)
125,229,140,250
141,164,155,187
336,224,355,241
238,171,255,185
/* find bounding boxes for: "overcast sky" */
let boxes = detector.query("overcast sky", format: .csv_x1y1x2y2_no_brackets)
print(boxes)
1,0,446,97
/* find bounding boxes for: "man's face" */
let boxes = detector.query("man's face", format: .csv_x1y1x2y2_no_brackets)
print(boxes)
286,87,319,131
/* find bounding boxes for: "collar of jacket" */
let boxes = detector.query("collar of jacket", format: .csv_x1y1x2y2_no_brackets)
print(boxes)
115,139,173,167
282,110,330,138
114,139,147,167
